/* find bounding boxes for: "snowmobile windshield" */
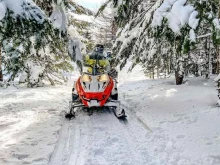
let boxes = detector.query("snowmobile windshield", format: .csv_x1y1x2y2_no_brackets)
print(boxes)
83,52,110,75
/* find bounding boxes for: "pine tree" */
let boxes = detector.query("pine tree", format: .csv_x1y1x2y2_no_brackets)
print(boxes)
95,6,116,48
0,45,2,82
67,1,97,73
98,0,220,84
149,0,220,82
0,0,73,87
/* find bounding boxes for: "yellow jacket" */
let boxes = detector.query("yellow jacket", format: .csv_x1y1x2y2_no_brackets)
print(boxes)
85,55,110,73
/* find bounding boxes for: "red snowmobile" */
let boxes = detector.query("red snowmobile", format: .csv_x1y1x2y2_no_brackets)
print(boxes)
65,59,126,120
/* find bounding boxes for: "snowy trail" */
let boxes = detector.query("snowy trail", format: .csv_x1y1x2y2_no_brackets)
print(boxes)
1,68,220,165
49,109,153,165
49,113,90,165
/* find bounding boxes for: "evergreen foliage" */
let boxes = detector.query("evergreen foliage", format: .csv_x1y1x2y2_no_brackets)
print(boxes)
99,0,220,80
0,0,72,87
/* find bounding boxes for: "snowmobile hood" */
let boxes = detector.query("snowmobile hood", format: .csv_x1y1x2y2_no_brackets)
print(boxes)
80,74,110,93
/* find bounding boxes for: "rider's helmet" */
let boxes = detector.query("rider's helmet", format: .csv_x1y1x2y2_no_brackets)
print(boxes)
94,44,104,54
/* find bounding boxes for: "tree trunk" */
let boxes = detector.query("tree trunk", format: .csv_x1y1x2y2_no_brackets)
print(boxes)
152,69,154,80
175,71,184,85
207,36,212,78
217,47,220,74
219,0,220,20
0,45,3,82
217,0,220,74
204,37,209,79
157,67,159,79
173,38,184,85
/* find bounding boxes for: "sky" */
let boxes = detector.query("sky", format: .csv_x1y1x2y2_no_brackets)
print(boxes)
74,0,105,11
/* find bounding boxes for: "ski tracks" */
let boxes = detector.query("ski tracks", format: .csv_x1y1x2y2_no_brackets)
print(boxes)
49,109,153,165
49,114,90,165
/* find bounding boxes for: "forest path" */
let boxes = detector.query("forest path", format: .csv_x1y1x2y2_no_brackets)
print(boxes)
49,108,153,165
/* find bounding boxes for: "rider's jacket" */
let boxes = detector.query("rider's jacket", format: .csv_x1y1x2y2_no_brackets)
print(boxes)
85,52,110,73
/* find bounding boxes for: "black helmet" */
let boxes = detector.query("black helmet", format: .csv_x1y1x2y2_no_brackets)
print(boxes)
95,44,104,53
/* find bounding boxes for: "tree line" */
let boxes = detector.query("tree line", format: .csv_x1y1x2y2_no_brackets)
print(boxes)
98,0,220,84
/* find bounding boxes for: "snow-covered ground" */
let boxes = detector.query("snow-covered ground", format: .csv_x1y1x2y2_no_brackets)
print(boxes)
119,66,220,165
0,67,220,165
0,84,72,165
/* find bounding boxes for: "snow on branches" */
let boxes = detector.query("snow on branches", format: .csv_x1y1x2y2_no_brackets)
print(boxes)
0,0,74,87
152,0,199,41
0,1,6,20
110,0,220,82
0,0,46,23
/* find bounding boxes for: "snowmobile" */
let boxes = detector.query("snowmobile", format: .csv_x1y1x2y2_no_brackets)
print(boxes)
65,55,126,120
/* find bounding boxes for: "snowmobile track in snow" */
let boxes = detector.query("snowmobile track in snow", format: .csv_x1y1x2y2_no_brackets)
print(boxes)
49,108,153,165
49,114,89,165
120,102,153,133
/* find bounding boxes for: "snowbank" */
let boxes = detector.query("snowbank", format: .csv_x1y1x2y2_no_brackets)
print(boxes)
119,68,219,164
0,85,72,165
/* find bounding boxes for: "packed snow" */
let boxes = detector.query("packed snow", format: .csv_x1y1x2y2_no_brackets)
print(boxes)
0,66,220,165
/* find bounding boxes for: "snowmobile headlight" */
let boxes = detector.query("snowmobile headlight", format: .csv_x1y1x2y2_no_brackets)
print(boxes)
81,74,92,82
97,74,109,82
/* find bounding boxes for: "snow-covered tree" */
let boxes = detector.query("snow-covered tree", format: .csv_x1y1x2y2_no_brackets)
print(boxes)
68,1,95,54
99,0,220,84
66,0,97,73
151,0,220,82
0,0,73,87
97,0,143,27
95,5,117,49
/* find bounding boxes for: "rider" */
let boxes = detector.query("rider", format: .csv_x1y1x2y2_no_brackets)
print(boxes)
85,44,110,74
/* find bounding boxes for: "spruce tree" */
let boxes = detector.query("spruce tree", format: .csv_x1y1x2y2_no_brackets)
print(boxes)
0,0,73,87
98,0,220,84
